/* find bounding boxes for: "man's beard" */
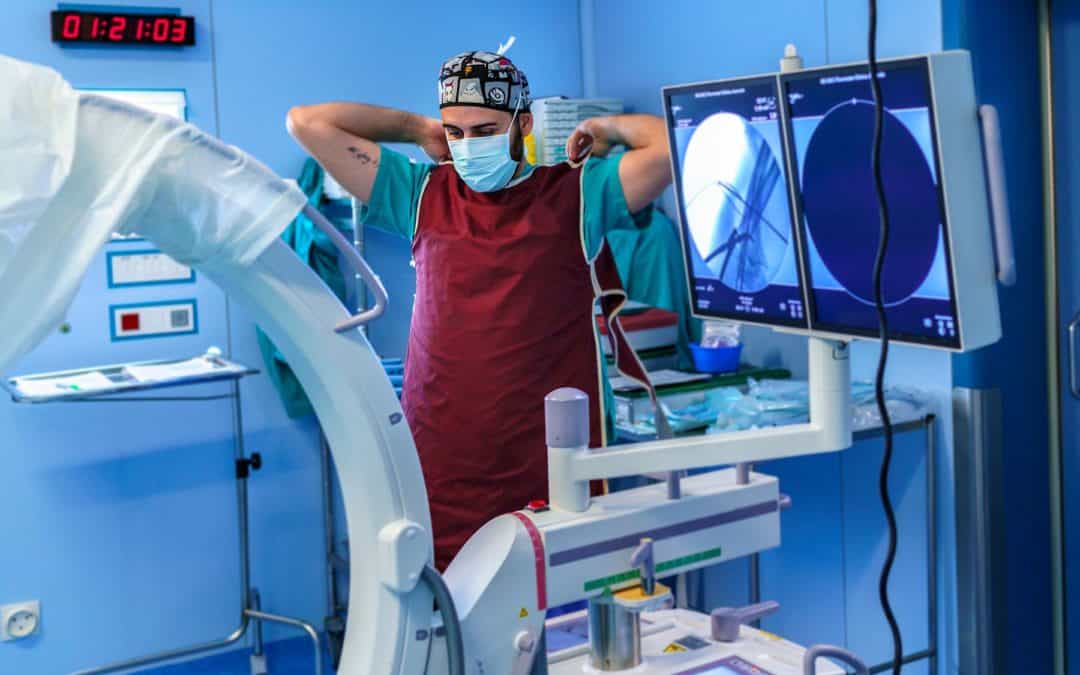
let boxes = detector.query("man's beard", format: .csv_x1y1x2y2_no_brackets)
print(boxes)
509,120,524,162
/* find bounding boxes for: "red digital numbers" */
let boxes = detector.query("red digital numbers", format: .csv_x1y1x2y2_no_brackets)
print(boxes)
109,16,126,41
54,11,192,46
152,17,169,42
61,13,81,39
170,18,188,44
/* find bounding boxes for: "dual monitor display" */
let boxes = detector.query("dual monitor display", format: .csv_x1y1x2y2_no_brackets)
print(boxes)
664,57,961,349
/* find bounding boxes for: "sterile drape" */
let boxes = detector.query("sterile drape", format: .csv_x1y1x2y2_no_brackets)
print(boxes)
0,54,306,373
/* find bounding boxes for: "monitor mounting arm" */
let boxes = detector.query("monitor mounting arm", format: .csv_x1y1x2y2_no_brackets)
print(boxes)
548,336,851,512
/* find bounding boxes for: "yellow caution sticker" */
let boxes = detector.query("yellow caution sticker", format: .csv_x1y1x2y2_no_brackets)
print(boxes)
663,643,688,654
519,607,529,618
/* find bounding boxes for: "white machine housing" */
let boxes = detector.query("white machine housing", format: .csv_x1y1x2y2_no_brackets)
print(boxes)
430,468,785,674
538,469,780,608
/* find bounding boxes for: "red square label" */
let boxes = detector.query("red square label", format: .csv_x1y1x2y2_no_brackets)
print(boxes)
120,313,140,332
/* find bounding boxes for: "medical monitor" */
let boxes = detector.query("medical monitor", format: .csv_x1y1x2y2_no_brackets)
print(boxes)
662,51,1002,352
663,75,808,329
779,52,1000,350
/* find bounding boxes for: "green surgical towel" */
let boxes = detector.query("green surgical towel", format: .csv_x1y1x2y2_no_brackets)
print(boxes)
607,206,702,370
256,159,350,418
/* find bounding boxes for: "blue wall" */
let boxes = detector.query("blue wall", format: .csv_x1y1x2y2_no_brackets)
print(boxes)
584,1,953,673
0,2,581,673
942,2,1053,674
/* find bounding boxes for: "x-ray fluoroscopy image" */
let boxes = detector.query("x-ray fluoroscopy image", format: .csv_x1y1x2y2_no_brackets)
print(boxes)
681,112,790,294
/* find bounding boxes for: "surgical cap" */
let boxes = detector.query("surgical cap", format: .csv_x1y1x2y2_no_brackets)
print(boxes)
438,51,531,112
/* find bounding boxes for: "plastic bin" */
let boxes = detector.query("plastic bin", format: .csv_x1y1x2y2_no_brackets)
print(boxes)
689,342,742,374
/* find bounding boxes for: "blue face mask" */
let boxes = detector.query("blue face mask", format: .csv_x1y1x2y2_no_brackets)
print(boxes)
448,105,521,193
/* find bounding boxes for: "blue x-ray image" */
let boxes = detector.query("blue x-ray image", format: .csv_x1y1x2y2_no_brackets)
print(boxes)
800,101,940,304
682,112,789,293
665,76,807,327
782,59,961,347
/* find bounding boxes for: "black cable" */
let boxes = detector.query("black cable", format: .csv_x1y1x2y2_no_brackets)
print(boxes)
867,2,903,674
422,565,466,675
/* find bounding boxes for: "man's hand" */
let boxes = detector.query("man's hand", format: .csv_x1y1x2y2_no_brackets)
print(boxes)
565,114,672,213
566,118,606,161
417,116,452,163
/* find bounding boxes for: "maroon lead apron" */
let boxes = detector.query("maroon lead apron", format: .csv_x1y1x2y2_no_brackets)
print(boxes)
405,161,662,570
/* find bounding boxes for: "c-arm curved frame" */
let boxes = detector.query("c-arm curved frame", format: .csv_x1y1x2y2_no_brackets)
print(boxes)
201,241,434,674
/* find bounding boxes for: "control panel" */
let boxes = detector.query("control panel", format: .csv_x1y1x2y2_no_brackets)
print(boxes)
547,609,844,675
110,300,197,341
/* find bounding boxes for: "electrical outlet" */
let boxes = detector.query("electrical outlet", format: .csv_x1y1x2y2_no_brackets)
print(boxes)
1,601,40,641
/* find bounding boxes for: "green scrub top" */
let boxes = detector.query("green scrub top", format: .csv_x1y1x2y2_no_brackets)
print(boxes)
359,147,642,440
257,158,353,419
607,207,701,370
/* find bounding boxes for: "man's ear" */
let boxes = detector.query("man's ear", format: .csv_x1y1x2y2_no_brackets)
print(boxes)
518,111,534,137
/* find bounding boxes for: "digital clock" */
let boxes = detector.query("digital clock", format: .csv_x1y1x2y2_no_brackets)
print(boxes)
51,10,195,46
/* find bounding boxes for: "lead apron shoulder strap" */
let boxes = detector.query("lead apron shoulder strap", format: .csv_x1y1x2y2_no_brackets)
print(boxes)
591,239,673,440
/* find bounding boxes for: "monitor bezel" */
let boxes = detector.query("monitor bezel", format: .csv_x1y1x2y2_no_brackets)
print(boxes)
662,73,812,332
778,56,964,349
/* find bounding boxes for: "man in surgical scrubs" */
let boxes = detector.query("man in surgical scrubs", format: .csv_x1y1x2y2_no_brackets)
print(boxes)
288,51,672,569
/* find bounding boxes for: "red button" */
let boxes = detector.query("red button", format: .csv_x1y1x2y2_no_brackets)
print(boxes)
120,313,140,331
527,499,547,511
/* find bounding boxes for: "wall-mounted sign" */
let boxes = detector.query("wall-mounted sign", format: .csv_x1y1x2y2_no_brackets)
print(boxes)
81,88,188,121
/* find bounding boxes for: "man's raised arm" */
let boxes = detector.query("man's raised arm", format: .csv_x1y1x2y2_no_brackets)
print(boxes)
286,102,449,202
566,114,672,213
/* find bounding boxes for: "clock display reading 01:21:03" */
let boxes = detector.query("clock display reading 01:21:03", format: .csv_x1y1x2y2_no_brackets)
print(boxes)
51,10,196,46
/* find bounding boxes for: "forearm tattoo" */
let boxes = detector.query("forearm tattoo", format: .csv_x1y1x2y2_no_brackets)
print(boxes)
347,146,377,166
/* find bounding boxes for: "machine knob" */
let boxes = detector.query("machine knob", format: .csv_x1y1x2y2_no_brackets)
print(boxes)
514,631,536,654
710,600,780,642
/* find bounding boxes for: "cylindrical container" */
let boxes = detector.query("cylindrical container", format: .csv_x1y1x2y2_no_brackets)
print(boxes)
689,341,742,374
587,598,641,671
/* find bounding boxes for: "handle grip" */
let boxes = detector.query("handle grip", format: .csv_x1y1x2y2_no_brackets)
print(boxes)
711,600,780,642
1069,314,1080,399
978,104,1016,287
302,204,388,332
803,644,869,675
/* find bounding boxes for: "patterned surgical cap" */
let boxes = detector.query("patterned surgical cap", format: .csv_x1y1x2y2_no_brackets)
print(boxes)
438,51,531,112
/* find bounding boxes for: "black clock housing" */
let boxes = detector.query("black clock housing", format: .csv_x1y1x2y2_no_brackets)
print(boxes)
51,10,196,46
